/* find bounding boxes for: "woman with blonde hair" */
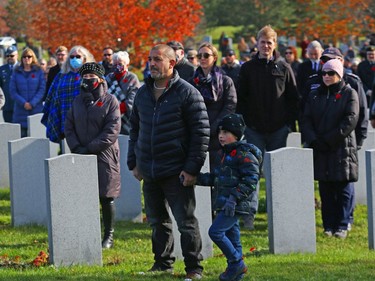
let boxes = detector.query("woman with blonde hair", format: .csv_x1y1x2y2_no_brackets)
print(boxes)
42,45,95,146
190,42,237,216
10,47,45,137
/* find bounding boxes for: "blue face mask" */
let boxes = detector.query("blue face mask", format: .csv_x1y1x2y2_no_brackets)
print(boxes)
70,58,83,69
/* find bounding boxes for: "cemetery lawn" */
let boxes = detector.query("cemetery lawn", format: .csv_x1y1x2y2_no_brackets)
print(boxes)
1,183,375,281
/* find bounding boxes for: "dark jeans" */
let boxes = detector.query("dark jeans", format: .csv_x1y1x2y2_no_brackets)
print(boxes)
244,125,290,215
319,181,352,231
209,211,242,263
143,175,203,274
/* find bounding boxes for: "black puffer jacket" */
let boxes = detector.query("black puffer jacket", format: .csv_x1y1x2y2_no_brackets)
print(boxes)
303,80,359,182
127,70,210,181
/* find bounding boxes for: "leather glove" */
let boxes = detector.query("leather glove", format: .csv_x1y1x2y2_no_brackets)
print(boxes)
72,146,89,154
223,195,237,217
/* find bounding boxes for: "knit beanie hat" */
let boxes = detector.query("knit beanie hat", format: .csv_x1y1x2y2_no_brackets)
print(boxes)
322,58,343,79
79,62,105,78
217,113,246,140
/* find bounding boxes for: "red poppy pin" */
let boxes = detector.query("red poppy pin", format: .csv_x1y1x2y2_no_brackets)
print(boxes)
31,74,35,78
193,77,199,85
372,65,375,72
97,101,103,107
123,78,128,83
75,76,80,81
230,149,236,157
335,93,342,101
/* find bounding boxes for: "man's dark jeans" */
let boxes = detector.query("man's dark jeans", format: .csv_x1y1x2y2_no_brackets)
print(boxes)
143,175,203,274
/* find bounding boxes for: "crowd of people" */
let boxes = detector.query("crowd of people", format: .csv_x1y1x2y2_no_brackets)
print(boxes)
0,27,374,281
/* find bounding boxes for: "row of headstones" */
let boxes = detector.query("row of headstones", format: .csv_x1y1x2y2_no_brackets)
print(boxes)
1,115,375,267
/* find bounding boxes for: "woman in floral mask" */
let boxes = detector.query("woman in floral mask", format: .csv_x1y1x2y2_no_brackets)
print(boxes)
189,42,237,216
105,51,141,135
42,45,94,149
65,62,121,249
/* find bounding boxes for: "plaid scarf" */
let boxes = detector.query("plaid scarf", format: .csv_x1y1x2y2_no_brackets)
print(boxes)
192,65,224,102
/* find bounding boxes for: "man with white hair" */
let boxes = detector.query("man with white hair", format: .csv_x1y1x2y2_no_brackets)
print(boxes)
297,40,324,96
106,51,141,135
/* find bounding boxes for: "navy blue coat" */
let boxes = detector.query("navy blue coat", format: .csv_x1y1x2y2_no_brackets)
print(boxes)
10,65,45,127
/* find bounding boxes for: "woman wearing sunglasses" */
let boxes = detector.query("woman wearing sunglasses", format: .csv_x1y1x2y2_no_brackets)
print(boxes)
303,59,359,239
42,45,94,146
284,46,301,80
10,47,45,137
190,42,237,216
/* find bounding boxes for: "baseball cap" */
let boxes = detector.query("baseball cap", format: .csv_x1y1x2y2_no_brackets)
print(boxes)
6,45,17,56
226,49,235,56
167,41,184,51
321,47,343,59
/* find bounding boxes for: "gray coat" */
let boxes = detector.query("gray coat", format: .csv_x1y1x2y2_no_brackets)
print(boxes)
65,83,121,198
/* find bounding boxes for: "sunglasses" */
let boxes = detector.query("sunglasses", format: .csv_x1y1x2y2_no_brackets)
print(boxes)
187,57,195,60
285,51,293,55
70,55,81,59
197,53,213,59
321,70,337,77
104,54,112,57
23,55,32,59
7,54,15,58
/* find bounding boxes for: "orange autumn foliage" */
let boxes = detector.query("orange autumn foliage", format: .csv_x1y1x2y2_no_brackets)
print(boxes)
26,0,202,67
289,0,375,44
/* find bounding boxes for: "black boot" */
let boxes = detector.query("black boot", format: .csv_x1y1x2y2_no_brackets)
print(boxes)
101,198,115,249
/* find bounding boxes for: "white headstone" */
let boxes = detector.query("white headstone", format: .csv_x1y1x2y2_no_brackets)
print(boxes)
264,147,316,254
27,113,59,157
45,154,102,267
9,137,50,226
171,156,213,259
366,149,375,249
115,135,142,222
287,132,301,148
0,123,20,188
355,131,375,205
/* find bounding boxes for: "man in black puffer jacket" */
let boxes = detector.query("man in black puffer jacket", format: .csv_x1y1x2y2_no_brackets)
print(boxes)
127,44,210,280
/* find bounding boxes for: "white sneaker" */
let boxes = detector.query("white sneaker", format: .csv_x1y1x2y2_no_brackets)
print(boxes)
334,229,348,239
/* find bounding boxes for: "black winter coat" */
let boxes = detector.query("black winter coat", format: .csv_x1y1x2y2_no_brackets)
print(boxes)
237,53,299,133
303,80,359,182
127,70,210,181
65,83,121,198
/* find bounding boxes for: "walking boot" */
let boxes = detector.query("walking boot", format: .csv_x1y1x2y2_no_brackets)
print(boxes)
101,198,115,249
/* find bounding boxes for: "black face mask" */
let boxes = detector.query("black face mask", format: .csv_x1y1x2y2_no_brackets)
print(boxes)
81,78,99,92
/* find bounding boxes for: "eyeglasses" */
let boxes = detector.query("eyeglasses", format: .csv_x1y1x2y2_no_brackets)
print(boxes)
321,70,336,76
187,57,195,60
197,53,213,59
70,55,81,59
22,55,32,59
285,52,293,55
104,54,112,57
7,54,15,58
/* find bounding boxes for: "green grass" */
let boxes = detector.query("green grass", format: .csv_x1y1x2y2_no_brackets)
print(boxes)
1,182,374,280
